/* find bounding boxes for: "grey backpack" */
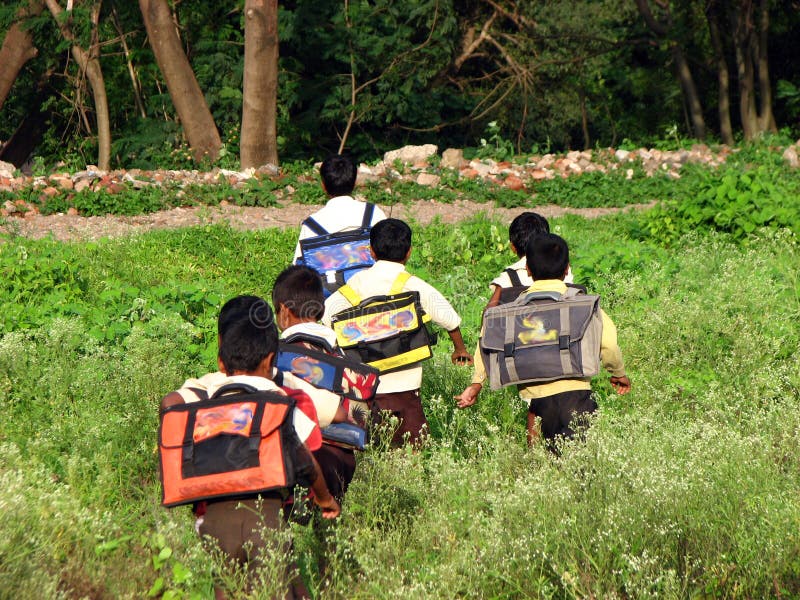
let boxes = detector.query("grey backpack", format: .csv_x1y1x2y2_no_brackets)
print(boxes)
480,288,603,390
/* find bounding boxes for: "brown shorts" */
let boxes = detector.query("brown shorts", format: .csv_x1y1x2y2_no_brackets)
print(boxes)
199,495,309,598
199,496,285,565
369,389,427,447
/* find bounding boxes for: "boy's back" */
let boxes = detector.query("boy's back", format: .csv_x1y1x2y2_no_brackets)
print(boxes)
323,258,461,393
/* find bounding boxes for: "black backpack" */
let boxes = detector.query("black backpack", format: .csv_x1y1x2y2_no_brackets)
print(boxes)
496,268,587,305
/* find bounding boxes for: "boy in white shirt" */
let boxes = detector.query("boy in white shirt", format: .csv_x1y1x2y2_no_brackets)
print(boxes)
273,265,357,500
160,296,339,598
293,154,387,263
323,218,473,446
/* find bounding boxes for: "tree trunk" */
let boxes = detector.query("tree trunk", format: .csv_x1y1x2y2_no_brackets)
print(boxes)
240,0,279,169
0,0,44,111
733,6,758,140
44,0,111,170
671,45,706,140
139,0,221,163
634,0,706,140
579,88,590,150
706,1,733,144
755,0,775,132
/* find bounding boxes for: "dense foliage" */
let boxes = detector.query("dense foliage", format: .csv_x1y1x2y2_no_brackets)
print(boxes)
1,146,799,597
1,0,800,170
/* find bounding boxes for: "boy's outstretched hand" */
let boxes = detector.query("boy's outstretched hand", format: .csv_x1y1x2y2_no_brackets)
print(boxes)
610,375,631,395
314,493,341,519
451,349,473,366
454,383,482,408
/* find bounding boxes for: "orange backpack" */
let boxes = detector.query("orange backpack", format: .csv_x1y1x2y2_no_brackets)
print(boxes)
159,383,313,507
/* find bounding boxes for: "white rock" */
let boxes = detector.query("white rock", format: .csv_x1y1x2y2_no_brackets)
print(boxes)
441,148,465,169
0,160,15,178
416,173,441,187
615,149,630,162
383,144,438,166
468,160,494,177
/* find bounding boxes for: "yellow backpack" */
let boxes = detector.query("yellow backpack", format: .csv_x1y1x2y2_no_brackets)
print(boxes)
330,272,436,373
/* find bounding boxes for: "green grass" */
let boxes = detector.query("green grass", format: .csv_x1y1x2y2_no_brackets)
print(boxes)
1,199,799,596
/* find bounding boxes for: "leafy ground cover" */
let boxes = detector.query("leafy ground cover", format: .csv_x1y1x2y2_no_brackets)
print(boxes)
1,191,799,597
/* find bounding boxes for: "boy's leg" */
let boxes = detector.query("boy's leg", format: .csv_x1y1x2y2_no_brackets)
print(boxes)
557,390,597,439
526,411,540,446
199,496,309,599
313,444,356,501
529,390,597,453
370,389,427,447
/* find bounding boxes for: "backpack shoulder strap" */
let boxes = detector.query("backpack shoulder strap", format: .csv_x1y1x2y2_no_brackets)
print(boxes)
390,271,412,295
505,267,523,288
338,283,362,306
361,203,376,228
177,387,208,403
302,216,328,236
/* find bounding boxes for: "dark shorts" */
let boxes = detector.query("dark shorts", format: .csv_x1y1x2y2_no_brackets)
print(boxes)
529,389,597,442
313,443,356,501
370,389,427,447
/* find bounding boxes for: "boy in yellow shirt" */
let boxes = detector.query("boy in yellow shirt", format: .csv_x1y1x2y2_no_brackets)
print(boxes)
456,233,630,449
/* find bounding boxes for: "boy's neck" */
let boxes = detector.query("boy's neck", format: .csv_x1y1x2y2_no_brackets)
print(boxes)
283,316,317,329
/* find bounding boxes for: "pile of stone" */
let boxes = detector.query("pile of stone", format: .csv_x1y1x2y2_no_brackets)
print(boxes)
0,142,735,218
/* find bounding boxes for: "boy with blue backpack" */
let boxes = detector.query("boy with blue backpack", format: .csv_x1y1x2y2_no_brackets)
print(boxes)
293,155,387,295
272,265,377,500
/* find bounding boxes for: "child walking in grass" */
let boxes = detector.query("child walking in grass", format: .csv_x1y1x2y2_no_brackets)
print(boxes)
273,265,358,501
160,296,339,599
323,218,473,446
456,233,631,450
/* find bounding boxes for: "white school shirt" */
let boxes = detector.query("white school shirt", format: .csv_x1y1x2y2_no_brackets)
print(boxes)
281,322,339,350
292,195,388,263
322,260,462,394
177,373,316,443
490,257,574,289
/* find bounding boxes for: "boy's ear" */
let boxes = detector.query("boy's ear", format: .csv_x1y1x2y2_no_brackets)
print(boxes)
563,263,570,279
217,355,228,375
526,264,532,277
255,352,275,379
510,242,518,255
369,247,377,260
403,246,412,263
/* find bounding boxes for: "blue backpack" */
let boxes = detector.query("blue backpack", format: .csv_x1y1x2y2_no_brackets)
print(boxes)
299,203,376,297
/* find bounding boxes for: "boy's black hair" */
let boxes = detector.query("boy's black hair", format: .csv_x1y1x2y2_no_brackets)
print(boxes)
370,218,412,262
320,154,357,197
272,265,325,321
218,295,266,338
526,233,569,280
509,212,550,257
217,295,278,372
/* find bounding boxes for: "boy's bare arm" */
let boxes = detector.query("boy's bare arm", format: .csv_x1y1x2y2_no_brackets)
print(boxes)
306,448,341,519
447,327,473,365
484,285,503,310
455,383,482,408
160,391,184,411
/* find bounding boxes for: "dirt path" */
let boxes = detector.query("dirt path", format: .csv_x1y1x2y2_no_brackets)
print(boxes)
1,199,653,242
